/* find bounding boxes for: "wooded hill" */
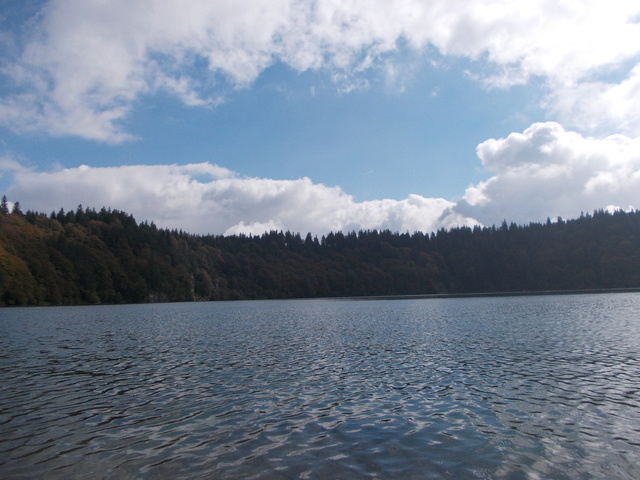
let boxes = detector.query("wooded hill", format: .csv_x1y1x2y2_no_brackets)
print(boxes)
1,199,640,306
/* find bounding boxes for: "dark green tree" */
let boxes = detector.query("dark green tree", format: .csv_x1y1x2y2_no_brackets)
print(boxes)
11,201,22,216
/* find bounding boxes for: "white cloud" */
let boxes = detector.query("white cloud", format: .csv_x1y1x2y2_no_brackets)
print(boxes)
1,0,639,141
455,122,640,224
4,122,639,234
3,2,640,231
544,64,640,136
0,155,31,175
4,162,475,236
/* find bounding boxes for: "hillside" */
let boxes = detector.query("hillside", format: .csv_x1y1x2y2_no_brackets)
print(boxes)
1,203,640,306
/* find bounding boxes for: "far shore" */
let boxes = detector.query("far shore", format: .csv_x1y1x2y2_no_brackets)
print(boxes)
342,287,640,301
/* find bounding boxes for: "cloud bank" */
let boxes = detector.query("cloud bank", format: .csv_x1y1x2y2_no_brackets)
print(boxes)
3,161,474,236
1,0,639,141
4,121,639,235
455,123,640,224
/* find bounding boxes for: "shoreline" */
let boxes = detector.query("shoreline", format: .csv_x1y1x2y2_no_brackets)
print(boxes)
3,287,640,308
342,287,640,301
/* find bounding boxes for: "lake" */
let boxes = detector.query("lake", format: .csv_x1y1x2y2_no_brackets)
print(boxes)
1,293,640,479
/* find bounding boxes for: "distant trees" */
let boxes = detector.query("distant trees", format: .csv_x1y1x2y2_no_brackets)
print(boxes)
11,201,22,216
1,198,640,306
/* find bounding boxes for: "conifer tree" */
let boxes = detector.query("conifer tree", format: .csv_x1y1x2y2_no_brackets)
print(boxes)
0,195,8,215
11,201,22,215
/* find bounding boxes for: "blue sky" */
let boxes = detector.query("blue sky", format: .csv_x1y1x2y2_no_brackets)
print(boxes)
1,1,640,235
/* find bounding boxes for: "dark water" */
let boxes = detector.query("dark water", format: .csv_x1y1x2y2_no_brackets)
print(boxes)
1,293,640,479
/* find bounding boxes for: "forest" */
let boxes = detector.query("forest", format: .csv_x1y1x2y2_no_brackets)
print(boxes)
1,196,640,306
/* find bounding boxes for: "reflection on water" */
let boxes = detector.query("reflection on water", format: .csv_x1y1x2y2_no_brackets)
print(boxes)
1,294,640,479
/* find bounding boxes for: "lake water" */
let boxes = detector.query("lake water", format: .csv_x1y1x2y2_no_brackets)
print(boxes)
1,293,640,479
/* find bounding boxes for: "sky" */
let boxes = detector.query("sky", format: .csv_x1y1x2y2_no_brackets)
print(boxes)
1,0,640,236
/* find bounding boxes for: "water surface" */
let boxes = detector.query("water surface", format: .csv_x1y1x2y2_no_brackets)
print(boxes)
2,293,640,478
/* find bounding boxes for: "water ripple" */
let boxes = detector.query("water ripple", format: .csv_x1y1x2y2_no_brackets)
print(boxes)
2,294,640,478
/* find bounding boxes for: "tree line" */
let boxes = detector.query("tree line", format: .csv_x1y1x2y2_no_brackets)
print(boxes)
1,196,640,306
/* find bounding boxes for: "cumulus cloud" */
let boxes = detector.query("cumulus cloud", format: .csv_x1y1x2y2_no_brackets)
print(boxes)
4,123,639,234
2,2,640,232
3,162,475,236
545,64,640,136
1,0,639,141
455,122,640,224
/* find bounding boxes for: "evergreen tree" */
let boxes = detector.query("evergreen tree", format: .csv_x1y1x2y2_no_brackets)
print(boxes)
0,195,8,215
1,205,640,306
11,201,22,216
